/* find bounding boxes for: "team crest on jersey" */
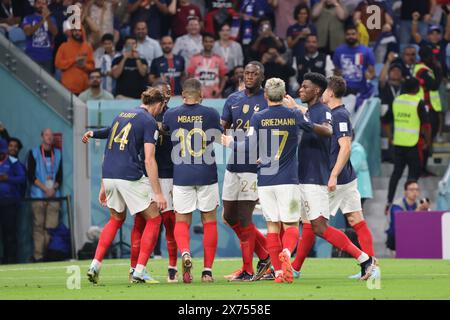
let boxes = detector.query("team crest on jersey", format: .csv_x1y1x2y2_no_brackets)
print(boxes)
243,104,250,114
254,105,260,112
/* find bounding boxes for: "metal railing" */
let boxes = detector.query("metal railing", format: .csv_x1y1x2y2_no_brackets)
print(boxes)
0,33,82,125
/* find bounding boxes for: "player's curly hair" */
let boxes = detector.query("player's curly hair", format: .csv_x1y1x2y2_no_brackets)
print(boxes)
303,72,328,95
141,87,165,106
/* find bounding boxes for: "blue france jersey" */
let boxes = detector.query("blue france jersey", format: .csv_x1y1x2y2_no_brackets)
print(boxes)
155,107,174,179
330,105,356,185
221,89,268,173
102,108,158,180
298,102,332,185
251,105,313,187
163,104,222,186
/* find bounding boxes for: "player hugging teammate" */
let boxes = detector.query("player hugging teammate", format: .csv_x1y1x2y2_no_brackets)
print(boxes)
83,69,379,285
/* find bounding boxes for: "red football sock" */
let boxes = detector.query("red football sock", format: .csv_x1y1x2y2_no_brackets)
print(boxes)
130,214,146,268
203,221,218,269
353,220,375,256
231,222,242,238
174,221,190,254
266,233,282,272
322,226,363,259
292,223,315,272
254,225,269,260
240,225,256,274
162,211,178,267
136,215,162,267
94,218,124,262
282,226,299,254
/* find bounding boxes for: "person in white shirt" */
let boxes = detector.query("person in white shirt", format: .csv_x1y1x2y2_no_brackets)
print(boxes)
173,16,203,68
94,33,118,93
135,20,163,70
213,23,244,72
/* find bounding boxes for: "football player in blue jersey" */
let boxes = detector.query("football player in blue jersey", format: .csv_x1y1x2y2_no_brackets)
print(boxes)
162,78,223,283
83,87,167,284
221,61,272,282
285,72,377,280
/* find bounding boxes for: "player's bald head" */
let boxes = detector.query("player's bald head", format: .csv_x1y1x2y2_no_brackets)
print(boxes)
244,61,264,90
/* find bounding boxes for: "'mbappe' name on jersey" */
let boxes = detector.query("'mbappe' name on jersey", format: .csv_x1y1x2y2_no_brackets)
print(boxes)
260,118,296,127
177,115,203,123
119,112,138,119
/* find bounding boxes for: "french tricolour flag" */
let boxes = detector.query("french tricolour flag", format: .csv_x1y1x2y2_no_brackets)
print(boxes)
354,53,364,66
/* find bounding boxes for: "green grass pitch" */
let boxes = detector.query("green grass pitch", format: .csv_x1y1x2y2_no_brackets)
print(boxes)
0,258,449,300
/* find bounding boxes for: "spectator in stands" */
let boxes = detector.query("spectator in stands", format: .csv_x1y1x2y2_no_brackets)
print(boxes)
173,16,203,66
379,52,403,162
0,121,10,141
271,0,304,39
94,33,117,93
212,23,244,72
286,3,317,64
21,0,58,73
128,0,171,40
0,138,26,264
296,34,334,85
204,0,238,35
386,78,431,213
399,0,435,46
7,137,26,197
187,32,228,98
78,69,114,102
85,0,116,49
261,46,295,92
385,180,431,253
48,0,74,55
0,0,30,43
239,0,274,46
28,128,63,263
250,17,285,61
55,26,95,95
393,45,417,78
149,35,185,95
111,35,148,99
352,0,393,44
350,136,372,208
134,20,163,70
333,24,375,110
414,45,444,176
222,65,244,98
412,11,450,76
169,0,202,39
312,0,348,55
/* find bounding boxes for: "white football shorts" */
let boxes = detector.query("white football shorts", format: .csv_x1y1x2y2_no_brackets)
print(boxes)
173,183,220,214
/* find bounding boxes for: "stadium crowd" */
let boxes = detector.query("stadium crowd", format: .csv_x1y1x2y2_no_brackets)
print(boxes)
0,0,448,265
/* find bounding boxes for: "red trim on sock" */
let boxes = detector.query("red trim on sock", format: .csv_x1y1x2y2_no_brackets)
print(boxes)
240,225,256,274
323,226,362,259
353,220,375,256
130,214,146,268
162,211,178,267
266,233,282,271
253,224,269,260
292,223,315,272
136,215,162,267
94,218,124,262
282,226,299,254
174,221,190,254
203,221,218,269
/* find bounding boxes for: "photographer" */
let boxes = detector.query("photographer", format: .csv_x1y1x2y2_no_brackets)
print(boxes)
386,180,431,253
261,46,295,92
